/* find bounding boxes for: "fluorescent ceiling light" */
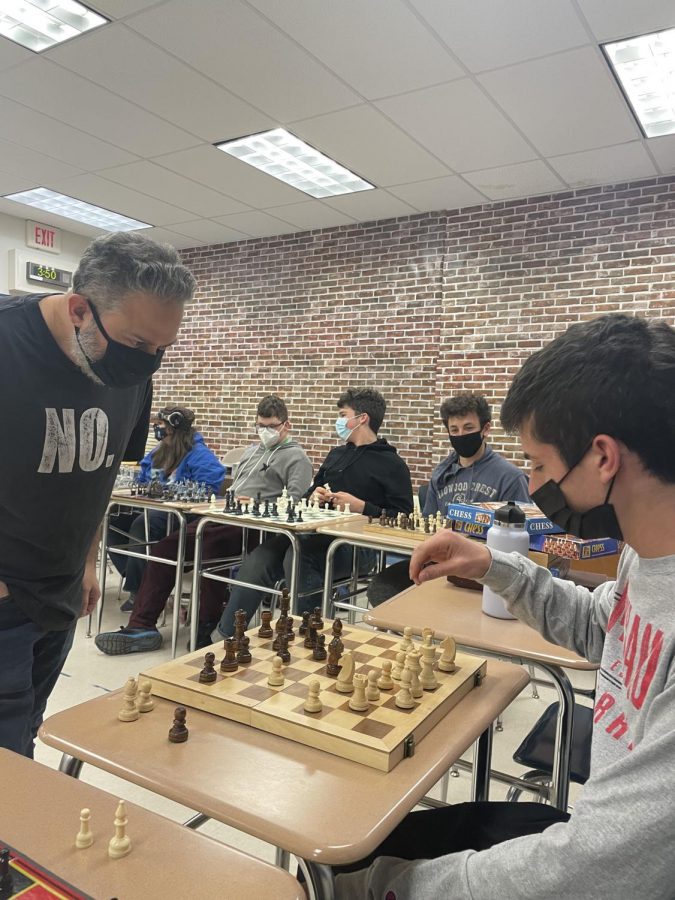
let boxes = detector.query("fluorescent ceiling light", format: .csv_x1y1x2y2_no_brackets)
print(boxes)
0,0,107,52
3,188,151,231
603,27,675,138
216,128,375,199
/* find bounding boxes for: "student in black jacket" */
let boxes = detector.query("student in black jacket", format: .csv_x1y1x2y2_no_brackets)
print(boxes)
219,387,413,637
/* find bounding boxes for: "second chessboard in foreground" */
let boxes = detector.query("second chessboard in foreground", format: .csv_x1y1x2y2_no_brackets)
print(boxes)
141,624,487,771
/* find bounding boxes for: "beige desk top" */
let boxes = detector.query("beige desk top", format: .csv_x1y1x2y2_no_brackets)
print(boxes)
189,503,362,532
316,516,419,551
364,581,597,671
0,749,302,900
40,661,528,866
109,490,194,511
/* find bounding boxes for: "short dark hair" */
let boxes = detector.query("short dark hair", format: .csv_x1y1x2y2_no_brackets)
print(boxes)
257,394,288,422
501,313,675,483
337,388,386,433
440,393,491,430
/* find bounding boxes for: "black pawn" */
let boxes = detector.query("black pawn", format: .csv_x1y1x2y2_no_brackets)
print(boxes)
313,633,327,661
237,635,252,664
299,610,310,636
168,706,189,743
276,631,291,663
199,651,217,684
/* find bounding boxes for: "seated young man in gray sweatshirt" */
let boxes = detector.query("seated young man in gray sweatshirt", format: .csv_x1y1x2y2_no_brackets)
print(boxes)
367,392,529,606
95,394,312,654
336,313,675,900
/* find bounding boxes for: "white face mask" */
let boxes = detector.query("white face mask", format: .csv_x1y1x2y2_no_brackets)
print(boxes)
257,426,282,449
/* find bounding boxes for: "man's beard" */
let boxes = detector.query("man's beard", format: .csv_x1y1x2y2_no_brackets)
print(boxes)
70,322,105,385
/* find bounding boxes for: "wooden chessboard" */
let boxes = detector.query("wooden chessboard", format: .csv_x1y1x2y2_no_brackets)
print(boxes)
362,522,440,542
110,490,198,510
0,842,90,899
189,502,362,531
141,623,487,772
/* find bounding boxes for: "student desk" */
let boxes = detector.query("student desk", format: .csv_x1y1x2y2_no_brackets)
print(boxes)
0,749,303,900
40,661,528,900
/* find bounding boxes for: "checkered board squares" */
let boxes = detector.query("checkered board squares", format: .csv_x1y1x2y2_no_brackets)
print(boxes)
141,624,487,771
363,523,432,543
189,503,361,531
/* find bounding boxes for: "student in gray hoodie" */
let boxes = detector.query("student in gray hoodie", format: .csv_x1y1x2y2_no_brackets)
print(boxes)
95,394,312,654
368,393,529,605
336,313,675,900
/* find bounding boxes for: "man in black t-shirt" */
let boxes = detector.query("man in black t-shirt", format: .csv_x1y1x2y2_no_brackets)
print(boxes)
0,232,195,757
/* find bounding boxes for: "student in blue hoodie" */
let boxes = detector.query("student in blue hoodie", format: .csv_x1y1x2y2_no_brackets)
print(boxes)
368,392,529,606
108,405,225,607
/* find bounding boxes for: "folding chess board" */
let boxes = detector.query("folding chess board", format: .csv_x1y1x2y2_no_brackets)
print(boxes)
141,624,487,771
189,502,362,531
0,843,91,899
362,522,436,543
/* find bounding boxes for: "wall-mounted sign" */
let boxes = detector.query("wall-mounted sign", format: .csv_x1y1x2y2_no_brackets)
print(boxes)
26,220,61,254
25,261,72,290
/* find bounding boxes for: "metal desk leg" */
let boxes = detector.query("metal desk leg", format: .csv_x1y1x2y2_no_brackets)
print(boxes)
169,511,187,658
92,503,114,637
305,861,335,900
539,662,575,811
275,848,291,870
58,754,84,778
321,539,342,619
471,725,493,802
189,516,210,653
183,813,209,830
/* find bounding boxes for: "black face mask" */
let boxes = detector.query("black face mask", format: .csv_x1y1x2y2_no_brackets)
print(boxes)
75,300,164,389
450,430,484,459
154,424,167,441
531,454,623,540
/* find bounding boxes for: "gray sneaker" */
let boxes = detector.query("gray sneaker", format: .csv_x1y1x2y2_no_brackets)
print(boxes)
95,626,162,655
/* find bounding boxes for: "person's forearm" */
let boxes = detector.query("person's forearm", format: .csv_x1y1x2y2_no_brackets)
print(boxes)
86,526,101,568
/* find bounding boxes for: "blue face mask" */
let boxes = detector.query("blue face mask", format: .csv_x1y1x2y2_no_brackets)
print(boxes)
335,414,362,441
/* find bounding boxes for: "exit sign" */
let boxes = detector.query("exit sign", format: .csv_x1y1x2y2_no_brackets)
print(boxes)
26,220,61,254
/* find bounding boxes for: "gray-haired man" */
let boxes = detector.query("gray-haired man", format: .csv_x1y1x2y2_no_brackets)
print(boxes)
0,232,195,756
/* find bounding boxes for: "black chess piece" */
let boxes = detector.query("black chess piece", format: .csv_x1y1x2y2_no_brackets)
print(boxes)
235,499,243,515
168,706,189,743
313,633,327,661
332,618,343,638
271,501,278,517
296,508,303,523
326,635,344,676
258,610,273,638
312,606,324,630
299,610,310,636
236,635,252,664
199,651,217,683
263,499,270,517
286,505,295,523
276,630,291,663
285,615,295,642
220,638,238,673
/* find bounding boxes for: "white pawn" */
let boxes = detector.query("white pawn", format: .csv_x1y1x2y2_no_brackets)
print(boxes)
399,626,414,654
391,650,406,681
76,808,93,849
438,636,457,673
349,674,369,711
377,660,394,690
267,656,285,686
395,668,415,709
137,678,154,713
108,800,131,859
118,677,139,722
344,503,351,514
422,627,434,645
365,670,380,702
304,679,323,713
209,492,217,510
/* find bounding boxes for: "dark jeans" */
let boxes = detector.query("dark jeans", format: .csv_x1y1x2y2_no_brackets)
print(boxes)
108,510,174,593
219,534,372,638
336,801,570,875
366,558,413,607
129,521,258,629
0,594,76,758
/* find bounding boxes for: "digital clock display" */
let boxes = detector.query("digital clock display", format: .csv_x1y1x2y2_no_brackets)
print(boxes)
26,261,72,289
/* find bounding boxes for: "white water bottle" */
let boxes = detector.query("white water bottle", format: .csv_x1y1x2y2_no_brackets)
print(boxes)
482,501,529,620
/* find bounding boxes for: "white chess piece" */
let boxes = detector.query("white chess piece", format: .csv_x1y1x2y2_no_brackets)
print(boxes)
395,668,415,709
406,650,424,699
365,670,380,701
336,651,355,693
344,502,351,514
421,644,439,690
108,800,131,859
76,808,94,849
399,626,414,654
117,677,139,722
438,636,457,673
391,650,406,681
267,656,285,686
137,678,154,712
349,674,369,711
209,492,217,510
377,660,395,690
303,679,323,713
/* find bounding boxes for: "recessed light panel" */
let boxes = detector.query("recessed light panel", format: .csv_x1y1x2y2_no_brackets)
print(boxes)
0,0,107,52
3,188,151,231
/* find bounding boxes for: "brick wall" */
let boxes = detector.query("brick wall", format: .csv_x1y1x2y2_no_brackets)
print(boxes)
154,176,675,488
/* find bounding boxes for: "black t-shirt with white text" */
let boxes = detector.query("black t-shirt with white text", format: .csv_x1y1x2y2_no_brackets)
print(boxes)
0,294,152,629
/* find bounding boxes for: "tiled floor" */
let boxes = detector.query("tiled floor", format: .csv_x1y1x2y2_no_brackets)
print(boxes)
35,571,595,875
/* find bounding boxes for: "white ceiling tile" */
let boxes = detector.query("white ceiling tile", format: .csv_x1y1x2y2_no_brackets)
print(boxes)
47,24,272,142
0,35,34,71
0,138,83,182
377,80,537,171
0,58,199,157
479,47,640,156
89,0,169,17
47,173,196,226
0,96,137,171
127,0,360,120
646,135,675,175
324,190,418,221
292,105,449,186
154,145,306,207
98,161,249,217
549,141,657,186
463,160,566,200
249,0,464,98
576,0,675,42
212,210,296,238
0,174,38,196
411,0,589,73
141,226,205,250
166,220,250,244
266,201,355,231
388,175,486,211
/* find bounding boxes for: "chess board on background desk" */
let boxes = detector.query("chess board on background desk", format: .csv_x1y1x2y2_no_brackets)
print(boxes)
190,499,362,532
141,623,486,772
0,844,88,900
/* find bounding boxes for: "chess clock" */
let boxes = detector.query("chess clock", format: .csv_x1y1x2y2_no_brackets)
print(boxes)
25,260,73,290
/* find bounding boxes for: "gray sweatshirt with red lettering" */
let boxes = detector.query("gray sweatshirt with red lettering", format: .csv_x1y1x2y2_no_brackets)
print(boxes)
335,546,675,900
